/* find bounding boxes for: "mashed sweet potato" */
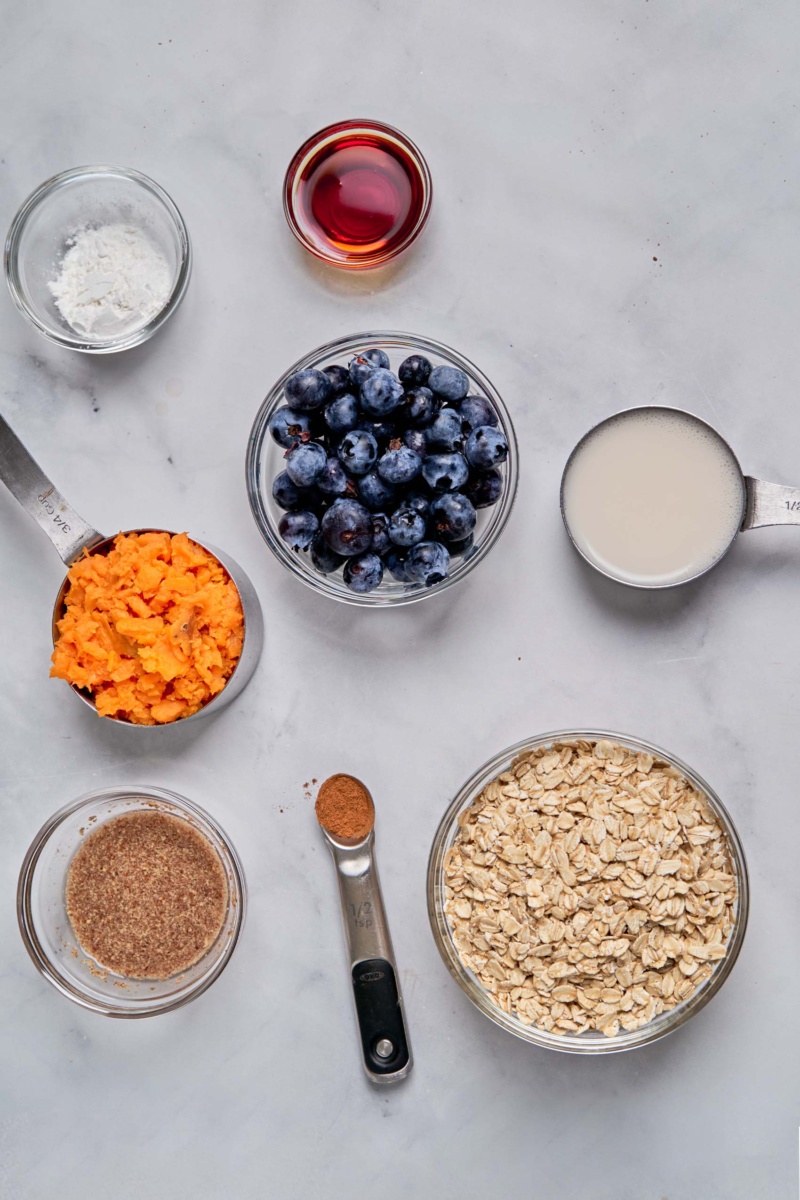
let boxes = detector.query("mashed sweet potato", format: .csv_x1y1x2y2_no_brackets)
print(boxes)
51,531,245,725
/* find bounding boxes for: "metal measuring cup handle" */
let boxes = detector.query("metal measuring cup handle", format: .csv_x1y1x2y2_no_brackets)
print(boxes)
0,413,105,564
744,477,800,530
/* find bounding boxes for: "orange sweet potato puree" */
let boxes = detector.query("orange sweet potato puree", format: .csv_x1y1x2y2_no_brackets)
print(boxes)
51,531,244,725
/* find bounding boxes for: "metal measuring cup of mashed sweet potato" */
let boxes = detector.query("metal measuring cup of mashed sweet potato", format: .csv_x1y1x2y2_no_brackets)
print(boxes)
0,412,263,725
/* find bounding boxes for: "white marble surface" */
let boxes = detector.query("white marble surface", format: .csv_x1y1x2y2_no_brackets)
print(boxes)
2,1,799,1196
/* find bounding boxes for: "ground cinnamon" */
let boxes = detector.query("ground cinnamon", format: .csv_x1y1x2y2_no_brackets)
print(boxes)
315,774,374,840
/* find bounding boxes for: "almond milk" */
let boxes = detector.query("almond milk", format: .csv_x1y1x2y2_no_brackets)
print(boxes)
562,408,745,586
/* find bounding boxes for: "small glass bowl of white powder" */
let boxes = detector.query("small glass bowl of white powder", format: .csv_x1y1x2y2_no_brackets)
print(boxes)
4,165,191,353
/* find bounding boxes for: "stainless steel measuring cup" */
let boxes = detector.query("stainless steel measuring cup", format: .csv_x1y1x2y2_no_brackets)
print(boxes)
0,412,263,723
560,404,800,589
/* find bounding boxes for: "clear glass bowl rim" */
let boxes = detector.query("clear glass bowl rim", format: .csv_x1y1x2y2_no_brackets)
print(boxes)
245,330,519,607
282,118,433,268
4,164,192,353
426,728,750,1055
17,784,247,1017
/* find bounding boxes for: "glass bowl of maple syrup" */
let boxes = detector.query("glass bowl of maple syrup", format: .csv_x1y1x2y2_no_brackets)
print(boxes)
283,119,433,269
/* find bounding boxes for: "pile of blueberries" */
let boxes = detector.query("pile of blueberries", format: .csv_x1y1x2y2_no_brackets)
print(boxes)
268,347,509,594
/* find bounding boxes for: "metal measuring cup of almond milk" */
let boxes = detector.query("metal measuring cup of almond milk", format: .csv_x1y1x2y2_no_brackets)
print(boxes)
0,412,263,723
560,405,800,589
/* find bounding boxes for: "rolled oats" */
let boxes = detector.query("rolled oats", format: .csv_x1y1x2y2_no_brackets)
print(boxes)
443,739,738,1037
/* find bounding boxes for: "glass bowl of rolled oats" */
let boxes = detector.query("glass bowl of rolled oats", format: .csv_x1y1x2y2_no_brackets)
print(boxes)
427,731,748,1053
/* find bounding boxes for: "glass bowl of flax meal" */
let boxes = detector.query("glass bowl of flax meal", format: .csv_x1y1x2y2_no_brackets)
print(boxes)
17,786,246,1016
427,731,749,1054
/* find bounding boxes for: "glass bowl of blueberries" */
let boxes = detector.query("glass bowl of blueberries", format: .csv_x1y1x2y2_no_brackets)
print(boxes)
246,332,519,605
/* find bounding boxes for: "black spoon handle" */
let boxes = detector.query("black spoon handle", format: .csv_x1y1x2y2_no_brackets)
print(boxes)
352,958,411,1080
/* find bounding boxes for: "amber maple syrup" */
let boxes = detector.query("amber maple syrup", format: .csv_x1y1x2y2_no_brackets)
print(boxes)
285,122,431,268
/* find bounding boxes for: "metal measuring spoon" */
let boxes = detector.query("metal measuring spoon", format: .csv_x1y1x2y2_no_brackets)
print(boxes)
315,775,412,1084
560,404,800,589
0,412,263,723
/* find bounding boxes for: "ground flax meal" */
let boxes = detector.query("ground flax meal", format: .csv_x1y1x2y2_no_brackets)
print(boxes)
66,810,228,979
315,775,374,840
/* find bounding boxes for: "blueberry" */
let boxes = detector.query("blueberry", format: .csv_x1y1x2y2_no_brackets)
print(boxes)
360,368,404,418
285,440,327,487
278,510,319,550
358,470,396,512
428,365,469,402
349,358,375,388
458,395,499,434
370,421,397,448
324,392,360,435
297,486,329,515
317,456,350,497
268,406,313,449
406,541,451,586
422,453,469,492
388,508,427,547
378,445,422,486
403,429,428,457
284,368,332,412
321,498,374,556
465,468,503,508
448,533,475,558
272,470,305,511
465,426,509,469
404,386,440,428
343,552,384,594
399,354,432,387
337,429,378,476
429,492,477,542
370,512,391,556
426,408,463,452
397,490,430,518
349,348,390,387
385,548,412,582
322,363,351,397
310,532,345,574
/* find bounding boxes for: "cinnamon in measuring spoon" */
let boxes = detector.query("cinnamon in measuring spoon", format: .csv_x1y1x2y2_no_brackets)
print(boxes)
315,774,374,840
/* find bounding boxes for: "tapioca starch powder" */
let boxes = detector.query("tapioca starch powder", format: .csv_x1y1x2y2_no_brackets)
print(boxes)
48,222,171,336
